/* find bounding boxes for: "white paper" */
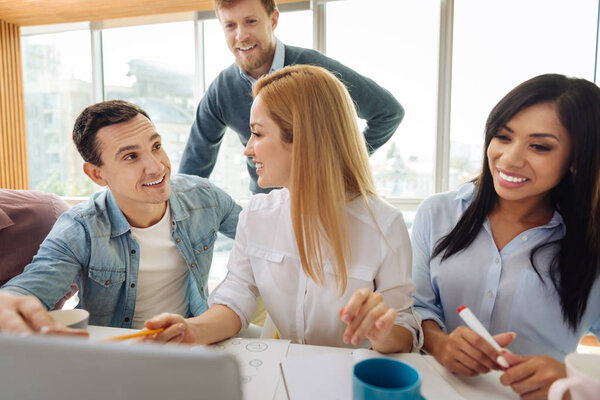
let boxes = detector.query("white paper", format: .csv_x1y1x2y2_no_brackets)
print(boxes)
280,349,465,400
424,358,517,400
210,338,291,400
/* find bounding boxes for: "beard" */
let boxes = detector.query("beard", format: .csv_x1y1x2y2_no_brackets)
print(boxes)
234,41,276,73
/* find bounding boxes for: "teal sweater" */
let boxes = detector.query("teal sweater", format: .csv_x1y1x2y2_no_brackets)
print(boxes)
179,43,404,194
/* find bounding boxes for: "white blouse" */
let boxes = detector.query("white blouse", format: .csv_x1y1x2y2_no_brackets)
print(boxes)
210,188,422,350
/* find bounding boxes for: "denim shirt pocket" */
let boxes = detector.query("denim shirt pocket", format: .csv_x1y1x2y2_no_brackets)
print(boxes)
83,266,126,322
191,229,217,291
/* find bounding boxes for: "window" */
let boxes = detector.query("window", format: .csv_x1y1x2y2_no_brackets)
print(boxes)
22,30,95,196
449,0,598,189
103,21,196,174
19,1,600,280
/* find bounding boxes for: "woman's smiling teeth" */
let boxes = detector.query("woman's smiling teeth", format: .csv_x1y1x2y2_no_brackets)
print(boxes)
143,176,164,186
255,162,264,170
499,170,528,183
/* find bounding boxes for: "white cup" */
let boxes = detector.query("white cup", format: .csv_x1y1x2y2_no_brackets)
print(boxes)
48,309,90,330
548,353,600,400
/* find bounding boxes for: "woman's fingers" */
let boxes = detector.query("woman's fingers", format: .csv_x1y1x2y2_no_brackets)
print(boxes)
341,289,395,345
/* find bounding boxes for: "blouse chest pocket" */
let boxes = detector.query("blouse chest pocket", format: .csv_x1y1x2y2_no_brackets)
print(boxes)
246,244,287,285
246,244,285,263
84,267,127,318
324,264,376,293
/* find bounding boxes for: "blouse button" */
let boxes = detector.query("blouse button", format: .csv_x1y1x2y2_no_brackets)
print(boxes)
495,258,500,264
487,290,493,298
522,236,528,241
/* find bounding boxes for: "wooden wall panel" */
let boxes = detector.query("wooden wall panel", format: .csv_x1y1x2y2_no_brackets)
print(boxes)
0,19,28,189
0,0,302,26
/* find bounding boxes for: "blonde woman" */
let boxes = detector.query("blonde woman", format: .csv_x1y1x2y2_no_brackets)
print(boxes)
146,65,422,353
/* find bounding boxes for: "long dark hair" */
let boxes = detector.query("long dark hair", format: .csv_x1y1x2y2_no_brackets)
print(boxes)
433,74,600,330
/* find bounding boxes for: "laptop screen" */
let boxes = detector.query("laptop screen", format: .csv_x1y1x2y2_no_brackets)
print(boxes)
0,333,242,400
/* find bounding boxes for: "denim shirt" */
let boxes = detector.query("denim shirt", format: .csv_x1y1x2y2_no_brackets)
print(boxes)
1,174,241,328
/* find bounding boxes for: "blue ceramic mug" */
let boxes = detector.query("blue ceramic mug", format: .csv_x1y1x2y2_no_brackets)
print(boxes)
352,358,423,400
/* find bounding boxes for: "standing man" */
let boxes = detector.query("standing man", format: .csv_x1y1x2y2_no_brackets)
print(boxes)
179,0,404,194
0,100,240,333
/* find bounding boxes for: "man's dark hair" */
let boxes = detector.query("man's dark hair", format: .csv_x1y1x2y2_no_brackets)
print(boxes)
72,100,151,166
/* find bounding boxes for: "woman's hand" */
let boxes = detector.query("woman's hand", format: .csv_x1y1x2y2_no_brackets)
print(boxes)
143,313,197,344
423,320,515,376
339,288,396,347
499,353,566,400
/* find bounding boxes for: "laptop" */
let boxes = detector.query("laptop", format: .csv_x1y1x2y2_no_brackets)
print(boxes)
0,333,242,400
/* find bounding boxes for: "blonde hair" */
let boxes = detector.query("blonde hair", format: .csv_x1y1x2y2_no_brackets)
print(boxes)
252,65,377,293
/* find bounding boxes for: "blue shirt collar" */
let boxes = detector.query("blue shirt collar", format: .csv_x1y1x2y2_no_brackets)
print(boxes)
239,38,285,85
455,181,564,230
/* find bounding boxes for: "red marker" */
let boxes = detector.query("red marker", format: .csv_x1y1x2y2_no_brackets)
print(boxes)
458,306,510,369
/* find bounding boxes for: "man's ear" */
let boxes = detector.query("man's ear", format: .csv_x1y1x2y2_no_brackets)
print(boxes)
271,9,279,30
83,162,107,186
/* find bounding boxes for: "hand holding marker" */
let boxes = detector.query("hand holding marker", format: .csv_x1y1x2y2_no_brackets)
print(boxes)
458,306,510,369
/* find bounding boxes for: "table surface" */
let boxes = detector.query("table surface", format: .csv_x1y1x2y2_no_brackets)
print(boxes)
87,326,517,400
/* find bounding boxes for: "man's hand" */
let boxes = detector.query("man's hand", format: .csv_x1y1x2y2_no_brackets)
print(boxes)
0,292,88,336
143,313,197,344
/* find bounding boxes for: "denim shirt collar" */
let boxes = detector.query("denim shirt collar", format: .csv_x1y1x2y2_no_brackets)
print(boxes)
105,187,190,238
239,38,285,85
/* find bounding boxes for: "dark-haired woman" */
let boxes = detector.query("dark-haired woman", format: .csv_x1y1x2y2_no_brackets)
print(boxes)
412,74,600,400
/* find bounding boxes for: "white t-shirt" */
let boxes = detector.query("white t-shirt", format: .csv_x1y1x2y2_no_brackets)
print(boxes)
131,204,189,328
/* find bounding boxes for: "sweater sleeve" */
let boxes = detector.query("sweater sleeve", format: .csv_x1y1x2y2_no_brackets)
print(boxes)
291,47,404,154
179,80,228,178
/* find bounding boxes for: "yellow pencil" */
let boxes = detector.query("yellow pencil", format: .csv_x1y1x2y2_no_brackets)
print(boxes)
99,328,164,342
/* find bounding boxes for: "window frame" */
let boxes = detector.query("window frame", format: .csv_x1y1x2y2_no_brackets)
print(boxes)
19,0,600,212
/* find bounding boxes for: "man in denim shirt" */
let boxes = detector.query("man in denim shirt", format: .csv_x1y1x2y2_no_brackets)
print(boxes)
0,100,241,333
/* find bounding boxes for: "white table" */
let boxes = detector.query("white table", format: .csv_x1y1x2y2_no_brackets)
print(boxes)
87,326,516,400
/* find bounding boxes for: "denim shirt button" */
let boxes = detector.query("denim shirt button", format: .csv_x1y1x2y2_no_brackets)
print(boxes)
105,280,110,285
190,263,195,268
176,238,181,243
131,249,136,254
203,245,208,250
130,283,135,288
124,317,130,322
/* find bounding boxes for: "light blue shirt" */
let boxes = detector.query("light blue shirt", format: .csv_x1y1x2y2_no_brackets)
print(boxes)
412,183,600,361
239,38,285,84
